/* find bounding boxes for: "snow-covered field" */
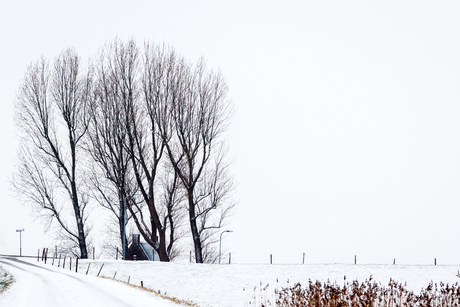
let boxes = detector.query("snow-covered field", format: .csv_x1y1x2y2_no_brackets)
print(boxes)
2,256,460,306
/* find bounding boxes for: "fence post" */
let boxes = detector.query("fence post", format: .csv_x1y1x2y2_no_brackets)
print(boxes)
76,258,78,273
393,258,395,265
70,257,72,271
97,263,104,277
63,256,66,269
86,263,91,275
52,253,56,266
270,254,272,264
435,258,437,265
303,253,305,264
116,248,118,260
354,255,357,265
93,247,95,260
141,281,144,287
44,248,48,264
229,252,231,264
37,249,40,262
58,254,61,267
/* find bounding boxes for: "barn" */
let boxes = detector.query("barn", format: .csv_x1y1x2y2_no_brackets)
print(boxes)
125,234,159,261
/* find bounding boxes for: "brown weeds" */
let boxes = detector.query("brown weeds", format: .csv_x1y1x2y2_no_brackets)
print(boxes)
275,276,460,307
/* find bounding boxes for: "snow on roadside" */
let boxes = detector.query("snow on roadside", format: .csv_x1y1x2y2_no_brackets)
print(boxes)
25,257,460,307
0,257,181,307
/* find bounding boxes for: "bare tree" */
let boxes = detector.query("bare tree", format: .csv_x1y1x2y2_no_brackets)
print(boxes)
164,58,235,263
85,40,137,258
124,42,185,262
13,49,92,258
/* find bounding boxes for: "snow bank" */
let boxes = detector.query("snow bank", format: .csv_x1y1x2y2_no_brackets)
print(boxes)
51,259,460,307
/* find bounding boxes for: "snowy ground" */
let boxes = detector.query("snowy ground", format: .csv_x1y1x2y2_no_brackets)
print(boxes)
2,256,460,306
0,257,179,307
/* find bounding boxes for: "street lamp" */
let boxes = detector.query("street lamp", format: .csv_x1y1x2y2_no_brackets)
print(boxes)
219,230,233,264
123,192,137,260
16,229,24,256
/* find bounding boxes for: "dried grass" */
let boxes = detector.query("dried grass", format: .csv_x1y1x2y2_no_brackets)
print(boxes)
98,275,200,306
275,276,460,307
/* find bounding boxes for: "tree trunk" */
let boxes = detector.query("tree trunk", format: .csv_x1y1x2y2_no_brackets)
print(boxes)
147,199,170,262
75,212,88,259
72,180,88,259
158,229,170,262
188,192,203,263
118,203,127,259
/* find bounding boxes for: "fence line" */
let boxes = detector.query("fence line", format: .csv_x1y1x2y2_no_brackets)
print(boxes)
19,249,444,266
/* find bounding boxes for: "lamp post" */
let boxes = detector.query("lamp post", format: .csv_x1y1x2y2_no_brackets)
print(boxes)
219,230,233,264
16,229,24,256
122,192,137,260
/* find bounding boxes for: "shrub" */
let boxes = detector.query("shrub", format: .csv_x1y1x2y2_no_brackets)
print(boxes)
0,266,14,294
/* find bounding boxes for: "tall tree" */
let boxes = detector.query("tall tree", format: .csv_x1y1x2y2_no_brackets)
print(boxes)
124,42,184,261
13,49,92,258
85,41,136,258
164,58,235,263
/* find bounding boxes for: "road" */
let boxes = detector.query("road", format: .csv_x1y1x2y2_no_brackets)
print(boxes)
0,257,176,307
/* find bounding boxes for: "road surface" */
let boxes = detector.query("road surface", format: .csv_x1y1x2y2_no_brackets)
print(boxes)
0,257,177,307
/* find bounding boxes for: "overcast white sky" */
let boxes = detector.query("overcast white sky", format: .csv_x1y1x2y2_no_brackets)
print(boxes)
1,1,460,265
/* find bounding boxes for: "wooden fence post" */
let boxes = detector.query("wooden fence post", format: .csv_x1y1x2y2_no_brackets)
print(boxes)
270,254,272,264
86,263,91,275
435,258,437,265
116,248,118,260
37,249,40,262
97,263,104,277
76,258,78,273
303,253,305,264
229,253,231,264
44,248,48,264
93,247,95,260
58,254,61,267
70,257,72,271
141,281,144,287
63,256,66,269
354,255,357,265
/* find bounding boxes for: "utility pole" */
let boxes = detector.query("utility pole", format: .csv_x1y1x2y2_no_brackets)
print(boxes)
219,230,233,264
16,229,25,256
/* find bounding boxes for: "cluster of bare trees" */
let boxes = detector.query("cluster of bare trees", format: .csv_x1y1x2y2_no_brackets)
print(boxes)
13,39,235,263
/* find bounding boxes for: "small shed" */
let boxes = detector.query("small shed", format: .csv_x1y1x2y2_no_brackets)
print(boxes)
126,234,159,261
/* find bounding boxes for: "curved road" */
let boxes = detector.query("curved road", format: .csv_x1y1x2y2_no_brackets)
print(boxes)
0,257,176,307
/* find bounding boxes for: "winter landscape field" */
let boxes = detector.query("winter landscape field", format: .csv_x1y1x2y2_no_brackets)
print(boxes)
2,256,460,306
